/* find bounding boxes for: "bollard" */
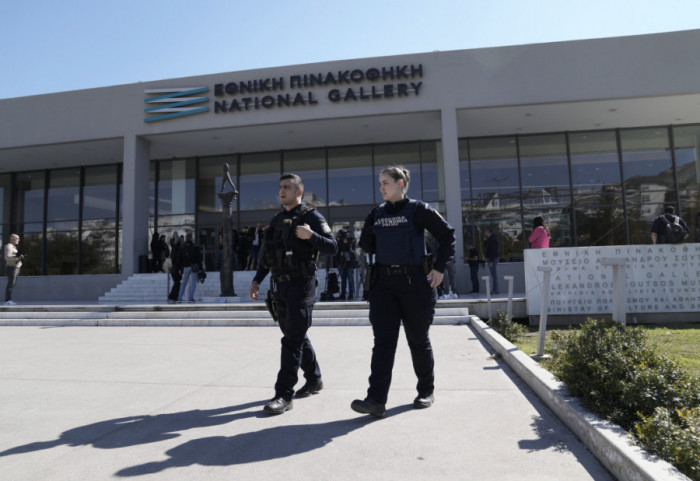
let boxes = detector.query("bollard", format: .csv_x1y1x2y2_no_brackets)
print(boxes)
504,275,514,319
534,266,552,359
599,257,627,324
482,275,492,318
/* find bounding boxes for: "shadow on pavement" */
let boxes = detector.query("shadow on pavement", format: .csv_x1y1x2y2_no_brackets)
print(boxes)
0,400,266,457
115,404,414,477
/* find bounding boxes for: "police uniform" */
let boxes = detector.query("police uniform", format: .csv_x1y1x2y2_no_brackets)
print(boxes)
253,203,337,402
359,197,455,406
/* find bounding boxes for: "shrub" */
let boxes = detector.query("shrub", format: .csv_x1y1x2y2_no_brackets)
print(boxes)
487,310,526,343
551,319,700,431
634,407,700,481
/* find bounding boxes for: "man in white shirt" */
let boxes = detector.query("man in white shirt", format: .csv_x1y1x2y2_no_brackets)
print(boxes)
4,234,23,305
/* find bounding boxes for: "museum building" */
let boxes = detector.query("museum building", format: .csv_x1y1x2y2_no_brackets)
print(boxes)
1,29,700,301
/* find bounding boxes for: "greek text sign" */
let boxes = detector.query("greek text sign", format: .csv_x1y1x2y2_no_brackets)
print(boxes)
524,244,700,316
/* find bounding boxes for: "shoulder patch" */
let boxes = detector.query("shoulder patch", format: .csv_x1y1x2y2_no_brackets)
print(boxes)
321,222,332,234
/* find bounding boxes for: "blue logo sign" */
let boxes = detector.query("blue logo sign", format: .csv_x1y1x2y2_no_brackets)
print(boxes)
144,87,209,123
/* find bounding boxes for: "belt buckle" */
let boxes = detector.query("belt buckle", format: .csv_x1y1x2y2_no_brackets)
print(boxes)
389,265,402,276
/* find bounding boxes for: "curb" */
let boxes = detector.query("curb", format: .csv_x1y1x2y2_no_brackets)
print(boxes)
469,316,690,481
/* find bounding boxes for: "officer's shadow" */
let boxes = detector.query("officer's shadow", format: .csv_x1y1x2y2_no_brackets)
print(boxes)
0,400,266,458
115,404,413,477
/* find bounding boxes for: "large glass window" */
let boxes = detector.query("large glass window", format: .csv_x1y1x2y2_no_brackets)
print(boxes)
47,168,80,275
198,156,237,215
420,141,441,202
83,165,118,274
620,127,674,244
15,171,44,275
461,137,521,261
239,152,280,211
328,145,373,206
673,125,700,242
569,131,625,246
158,158,196,216
283,149,327,208
519,134,573,247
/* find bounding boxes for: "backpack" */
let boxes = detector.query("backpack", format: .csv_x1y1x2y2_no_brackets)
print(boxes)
661,215,686,244
327,271,339,294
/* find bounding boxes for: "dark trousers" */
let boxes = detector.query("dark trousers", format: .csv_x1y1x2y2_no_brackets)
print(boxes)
5,266,19,302
367,271,436,404
469,264,479,293
339,266,355,298
168,271,181,300
274,276,321,400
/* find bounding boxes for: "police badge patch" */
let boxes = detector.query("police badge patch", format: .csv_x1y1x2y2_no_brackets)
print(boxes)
321,222,332,234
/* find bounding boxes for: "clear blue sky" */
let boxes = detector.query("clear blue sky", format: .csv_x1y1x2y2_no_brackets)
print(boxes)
2,0,700,100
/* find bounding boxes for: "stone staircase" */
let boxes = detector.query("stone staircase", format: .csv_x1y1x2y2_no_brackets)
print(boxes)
0,303,470,327
98,272,262,304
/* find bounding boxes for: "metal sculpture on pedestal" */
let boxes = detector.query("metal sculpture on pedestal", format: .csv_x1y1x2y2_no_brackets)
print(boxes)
218,163,239,297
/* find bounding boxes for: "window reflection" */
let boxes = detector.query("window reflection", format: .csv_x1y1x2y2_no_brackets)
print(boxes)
158,159,196,215
83,166,117,220
16,171,45,227
328,145,373,206
240,152,280,211
621,128,674,244
284,149,327,207
519,134,573,248
199,156,237,214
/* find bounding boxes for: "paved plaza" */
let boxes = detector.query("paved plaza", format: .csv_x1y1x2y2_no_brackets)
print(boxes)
0,325,613,480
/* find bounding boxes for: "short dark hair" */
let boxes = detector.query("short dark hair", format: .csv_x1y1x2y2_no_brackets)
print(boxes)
280,173,304,191
664,205,675,215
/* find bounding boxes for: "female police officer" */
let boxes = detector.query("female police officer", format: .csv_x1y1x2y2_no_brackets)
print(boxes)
351,166,455,417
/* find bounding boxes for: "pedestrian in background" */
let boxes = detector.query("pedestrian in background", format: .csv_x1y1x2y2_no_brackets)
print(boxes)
483,227,499,295
351,166,455,418
4,234,23,305
528,216,550,249
465,242,480,294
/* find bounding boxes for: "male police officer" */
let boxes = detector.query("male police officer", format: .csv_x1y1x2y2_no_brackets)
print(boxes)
248,174,337,414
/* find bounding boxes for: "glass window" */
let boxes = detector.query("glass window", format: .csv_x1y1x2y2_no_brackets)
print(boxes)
283,149,327,207
328,145,373,206
620,128,674,244
16,171,45,227
82,229,116,274
462,137,520,259
46,230,78,275
420,141,441,202
239,152,280,211
519,134,573,247
83,165,118,220
673,124,700,191
47,168,80,227
0,174,10,253
569,131,624,246
18,231,42,276
198,156,237,215
158,158,196,215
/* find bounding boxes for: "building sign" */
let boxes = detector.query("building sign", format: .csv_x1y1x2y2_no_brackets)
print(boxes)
524,244,700,316
213,64,424,114
144,87,209,123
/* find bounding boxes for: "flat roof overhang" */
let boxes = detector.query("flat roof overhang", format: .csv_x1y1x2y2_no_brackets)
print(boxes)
1,93,699,172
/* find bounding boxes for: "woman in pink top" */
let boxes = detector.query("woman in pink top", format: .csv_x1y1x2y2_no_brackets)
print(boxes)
528,216,550,248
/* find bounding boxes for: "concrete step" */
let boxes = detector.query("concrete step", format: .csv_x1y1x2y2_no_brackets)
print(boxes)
0,305,469,327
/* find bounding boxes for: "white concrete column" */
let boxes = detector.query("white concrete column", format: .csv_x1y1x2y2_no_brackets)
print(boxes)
440,107,464,279
122,135,150,276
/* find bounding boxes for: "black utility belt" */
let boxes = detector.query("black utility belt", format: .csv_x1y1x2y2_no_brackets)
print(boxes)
271,271,310,283
375,264,423,277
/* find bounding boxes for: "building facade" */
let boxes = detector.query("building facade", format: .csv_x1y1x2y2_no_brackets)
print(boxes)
1,30,700,300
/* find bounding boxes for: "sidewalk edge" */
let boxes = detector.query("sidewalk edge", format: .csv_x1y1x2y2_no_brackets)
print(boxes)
469,316,690,481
